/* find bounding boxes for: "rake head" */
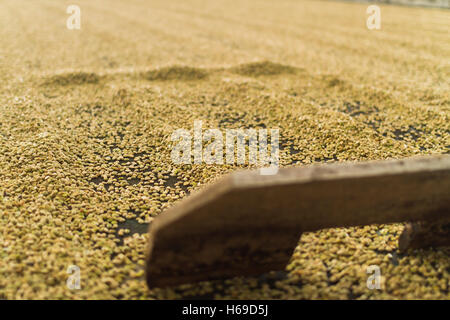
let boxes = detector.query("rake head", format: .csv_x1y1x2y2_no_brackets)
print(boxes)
145,155,450,288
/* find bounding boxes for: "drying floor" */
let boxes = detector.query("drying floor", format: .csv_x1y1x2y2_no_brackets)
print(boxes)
0,0,448,299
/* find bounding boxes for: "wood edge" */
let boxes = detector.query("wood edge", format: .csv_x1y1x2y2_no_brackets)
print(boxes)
232,154,450,189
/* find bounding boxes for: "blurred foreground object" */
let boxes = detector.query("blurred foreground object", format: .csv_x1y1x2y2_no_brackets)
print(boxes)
399,220,450,252
146,155,450,288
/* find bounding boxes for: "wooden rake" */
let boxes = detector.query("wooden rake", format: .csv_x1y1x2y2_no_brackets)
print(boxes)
145,155,450,288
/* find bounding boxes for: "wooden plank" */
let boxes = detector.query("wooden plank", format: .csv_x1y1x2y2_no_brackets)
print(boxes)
146,155,450,288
